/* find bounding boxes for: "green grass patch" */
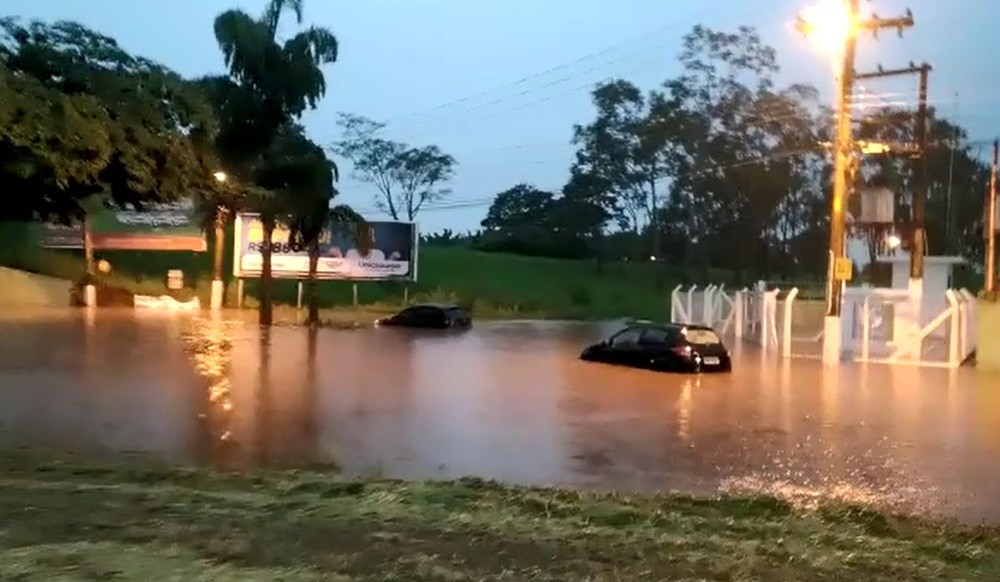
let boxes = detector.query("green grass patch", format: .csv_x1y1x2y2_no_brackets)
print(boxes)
0,222,729,319
0,451,997,580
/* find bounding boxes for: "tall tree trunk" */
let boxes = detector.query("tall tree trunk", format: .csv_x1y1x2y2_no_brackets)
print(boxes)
212,207,227,281
306,239,320,326
259,215,274,326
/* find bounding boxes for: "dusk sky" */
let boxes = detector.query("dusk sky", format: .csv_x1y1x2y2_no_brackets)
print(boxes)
5,0,998,235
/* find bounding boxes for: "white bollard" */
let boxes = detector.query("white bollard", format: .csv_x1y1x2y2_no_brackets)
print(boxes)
84,284,97,308
210,279,225,311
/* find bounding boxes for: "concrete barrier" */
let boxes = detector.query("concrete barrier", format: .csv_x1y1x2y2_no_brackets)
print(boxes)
0,267,72,308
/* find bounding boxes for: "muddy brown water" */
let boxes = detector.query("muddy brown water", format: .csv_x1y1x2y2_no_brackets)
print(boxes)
0,309,998,524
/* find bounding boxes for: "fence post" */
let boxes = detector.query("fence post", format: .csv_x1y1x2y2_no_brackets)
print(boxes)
715,284,726,325
758,289,768,349
861,295,871,362
703,284,716,325
734,289,745,339
670,284,682,322
686,286,697,325
783,288,799,359
947,290,961,367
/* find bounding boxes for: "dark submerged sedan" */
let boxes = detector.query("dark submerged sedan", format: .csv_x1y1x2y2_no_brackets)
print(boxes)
580,321,732,373
376,303,472,329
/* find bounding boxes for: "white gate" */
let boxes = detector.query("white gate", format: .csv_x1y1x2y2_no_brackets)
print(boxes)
778,286,977,368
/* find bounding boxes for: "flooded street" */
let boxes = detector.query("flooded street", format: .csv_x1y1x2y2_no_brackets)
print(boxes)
1,309,998,524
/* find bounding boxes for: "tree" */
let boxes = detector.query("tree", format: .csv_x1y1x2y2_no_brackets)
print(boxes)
209,0,338,325
571,81,653,236
275,125,364,325
0,18,217,223
643,26,830,277
479,183,604,259
332,113,456,221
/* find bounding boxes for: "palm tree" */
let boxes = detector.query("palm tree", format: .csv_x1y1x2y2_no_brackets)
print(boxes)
210,0,338,325
275,125,365,325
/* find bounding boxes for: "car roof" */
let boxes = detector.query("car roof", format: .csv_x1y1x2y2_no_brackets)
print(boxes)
624,321,715,332
409,302,463,310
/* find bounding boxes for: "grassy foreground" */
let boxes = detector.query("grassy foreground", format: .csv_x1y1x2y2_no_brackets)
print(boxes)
0,453,997,581
0,222,715,319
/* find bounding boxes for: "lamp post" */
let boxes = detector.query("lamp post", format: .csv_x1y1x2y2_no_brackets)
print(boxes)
211,171,229,311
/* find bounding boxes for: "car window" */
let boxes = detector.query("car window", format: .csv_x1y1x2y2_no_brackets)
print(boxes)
682,328,722,345
396,307,422,320
446,307,468,318
609,328,642,346
639,328,670,345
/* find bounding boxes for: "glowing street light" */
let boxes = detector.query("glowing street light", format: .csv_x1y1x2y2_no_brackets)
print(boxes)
797,0,859,59
213,171,228,183
886,234,902,249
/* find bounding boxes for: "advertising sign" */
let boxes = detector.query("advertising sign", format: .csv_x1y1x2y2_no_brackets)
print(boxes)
233,212,418,281
39,198,206,252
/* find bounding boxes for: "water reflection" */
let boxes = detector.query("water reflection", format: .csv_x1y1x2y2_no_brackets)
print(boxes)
0,310,998,523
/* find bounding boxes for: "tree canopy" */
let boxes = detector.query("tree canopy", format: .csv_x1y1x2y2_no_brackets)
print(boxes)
477,24,989,278
0,17,218,223
332,113,457,221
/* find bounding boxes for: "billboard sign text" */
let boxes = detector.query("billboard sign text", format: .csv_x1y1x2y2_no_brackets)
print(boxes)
39,198,206,252
233,212,418,281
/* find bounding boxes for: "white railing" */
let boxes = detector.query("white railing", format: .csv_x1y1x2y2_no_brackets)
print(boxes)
670,283,776,353
777,285,978,368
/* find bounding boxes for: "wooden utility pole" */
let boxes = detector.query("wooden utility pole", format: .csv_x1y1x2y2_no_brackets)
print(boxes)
824,0,860,321
987,139,998,294
912,65,930,279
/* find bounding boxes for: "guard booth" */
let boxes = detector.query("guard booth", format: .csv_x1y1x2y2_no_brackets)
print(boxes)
876,253,964,340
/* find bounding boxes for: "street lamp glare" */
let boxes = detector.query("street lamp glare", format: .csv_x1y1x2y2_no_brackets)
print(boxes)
798,0,857,57
887,234,902,249
213,171,228,183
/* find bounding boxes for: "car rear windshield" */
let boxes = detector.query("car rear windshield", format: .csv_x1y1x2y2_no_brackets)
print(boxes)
446,308,469,317
682,328,721,345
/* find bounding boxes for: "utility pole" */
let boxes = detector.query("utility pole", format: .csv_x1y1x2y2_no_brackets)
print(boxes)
912,65,930,278
987,140,998,294
798,1,915,365
853,63,931,277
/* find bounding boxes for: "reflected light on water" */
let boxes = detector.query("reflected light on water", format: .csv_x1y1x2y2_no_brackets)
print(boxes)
182,317,236,447
676,377,696,442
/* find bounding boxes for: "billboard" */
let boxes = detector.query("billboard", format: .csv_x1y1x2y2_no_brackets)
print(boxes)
39,198,206,252
233,212,418,281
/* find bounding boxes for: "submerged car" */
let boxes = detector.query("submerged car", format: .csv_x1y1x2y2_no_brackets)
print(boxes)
376,303,472,329
580,321,732,373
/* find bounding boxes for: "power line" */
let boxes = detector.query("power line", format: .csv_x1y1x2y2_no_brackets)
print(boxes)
349,146,826,216
380,3,750,128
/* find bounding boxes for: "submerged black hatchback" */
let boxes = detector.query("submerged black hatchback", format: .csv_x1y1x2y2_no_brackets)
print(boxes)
376,303,472,329
580,322,732,373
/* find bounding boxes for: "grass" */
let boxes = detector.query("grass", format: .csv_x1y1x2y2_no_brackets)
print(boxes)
0,451,997,581
0,221,730,320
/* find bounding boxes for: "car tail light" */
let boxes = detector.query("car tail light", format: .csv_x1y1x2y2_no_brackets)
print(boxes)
671,345,692,357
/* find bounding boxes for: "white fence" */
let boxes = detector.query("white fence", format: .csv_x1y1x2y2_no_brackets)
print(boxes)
670,283,780,353
670,284,978,368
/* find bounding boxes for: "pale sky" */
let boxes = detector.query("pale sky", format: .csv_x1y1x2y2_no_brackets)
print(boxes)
5,1,998,234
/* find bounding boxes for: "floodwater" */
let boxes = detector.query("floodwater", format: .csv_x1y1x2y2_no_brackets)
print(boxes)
0,309,999,524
